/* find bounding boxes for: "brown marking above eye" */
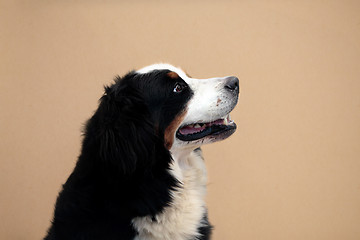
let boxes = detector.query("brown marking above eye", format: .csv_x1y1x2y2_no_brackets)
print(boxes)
167,71,179,79
164,110,187,149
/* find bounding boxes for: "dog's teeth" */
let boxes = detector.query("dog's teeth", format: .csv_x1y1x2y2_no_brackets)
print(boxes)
224,117,228,125
194,124,201,128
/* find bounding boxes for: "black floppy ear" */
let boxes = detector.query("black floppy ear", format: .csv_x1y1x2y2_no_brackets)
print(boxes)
93,80,159,175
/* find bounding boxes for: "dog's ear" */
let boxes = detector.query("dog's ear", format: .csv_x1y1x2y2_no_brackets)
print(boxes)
87,78,161,176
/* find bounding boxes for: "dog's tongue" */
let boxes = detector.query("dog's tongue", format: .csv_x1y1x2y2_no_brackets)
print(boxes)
178,119,225,135
179,125,206,135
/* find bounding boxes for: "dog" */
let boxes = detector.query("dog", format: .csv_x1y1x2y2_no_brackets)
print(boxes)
44,64,239,240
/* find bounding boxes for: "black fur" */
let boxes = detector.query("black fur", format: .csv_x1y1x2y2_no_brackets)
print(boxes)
197,213,213,240
44,70,213,240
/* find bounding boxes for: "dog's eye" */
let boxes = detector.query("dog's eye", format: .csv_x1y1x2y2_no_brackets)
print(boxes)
173,83,183,93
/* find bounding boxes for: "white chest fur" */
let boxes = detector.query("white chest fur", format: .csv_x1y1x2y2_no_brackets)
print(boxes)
132,149,208,240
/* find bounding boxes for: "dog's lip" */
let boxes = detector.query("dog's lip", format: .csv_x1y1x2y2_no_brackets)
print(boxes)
176,114,236,141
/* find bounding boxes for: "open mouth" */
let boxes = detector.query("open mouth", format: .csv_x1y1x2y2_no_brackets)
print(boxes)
176,114,236,142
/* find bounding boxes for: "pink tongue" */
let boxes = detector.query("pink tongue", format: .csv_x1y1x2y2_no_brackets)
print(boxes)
179,119,226,135
179,125,206,135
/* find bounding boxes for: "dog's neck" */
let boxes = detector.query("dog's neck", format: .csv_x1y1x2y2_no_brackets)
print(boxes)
169,146,205,176
132,147,208,240
171,146,195,166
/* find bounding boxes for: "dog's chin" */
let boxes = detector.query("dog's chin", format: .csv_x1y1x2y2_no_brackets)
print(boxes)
175,114,237,145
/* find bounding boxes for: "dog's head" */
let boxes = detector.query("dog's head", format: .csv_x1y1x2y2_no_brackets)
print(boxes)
137,64,239,150
87,64,239,175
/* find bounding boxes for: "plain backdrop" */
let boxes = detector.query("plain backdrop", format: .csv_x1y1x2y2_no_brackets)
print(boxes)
1,1,360,239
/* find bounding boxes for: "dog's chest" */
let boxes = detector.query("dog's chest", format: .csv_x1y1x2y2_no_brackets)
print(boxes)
132,151,208,240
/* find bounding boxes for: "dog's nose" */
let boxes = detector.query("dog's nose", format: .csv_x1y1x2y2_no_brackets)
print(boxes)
224,76,239,93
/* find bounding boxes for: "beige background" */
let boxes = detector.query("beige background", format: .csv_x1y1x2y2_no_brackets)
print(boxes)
1,1,360,239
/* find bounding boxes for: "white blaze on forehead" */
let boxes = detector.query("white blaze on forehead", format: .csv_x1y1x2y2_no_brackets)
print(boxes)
137,63,189,80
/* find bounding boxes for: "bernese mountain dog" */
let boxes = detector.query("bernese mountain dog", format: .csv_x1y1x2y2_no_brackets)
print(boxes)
44,64,239,240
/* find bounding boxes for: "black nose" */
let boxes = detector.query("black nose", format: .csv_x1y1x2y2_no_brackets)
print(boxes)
224,76,239,93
